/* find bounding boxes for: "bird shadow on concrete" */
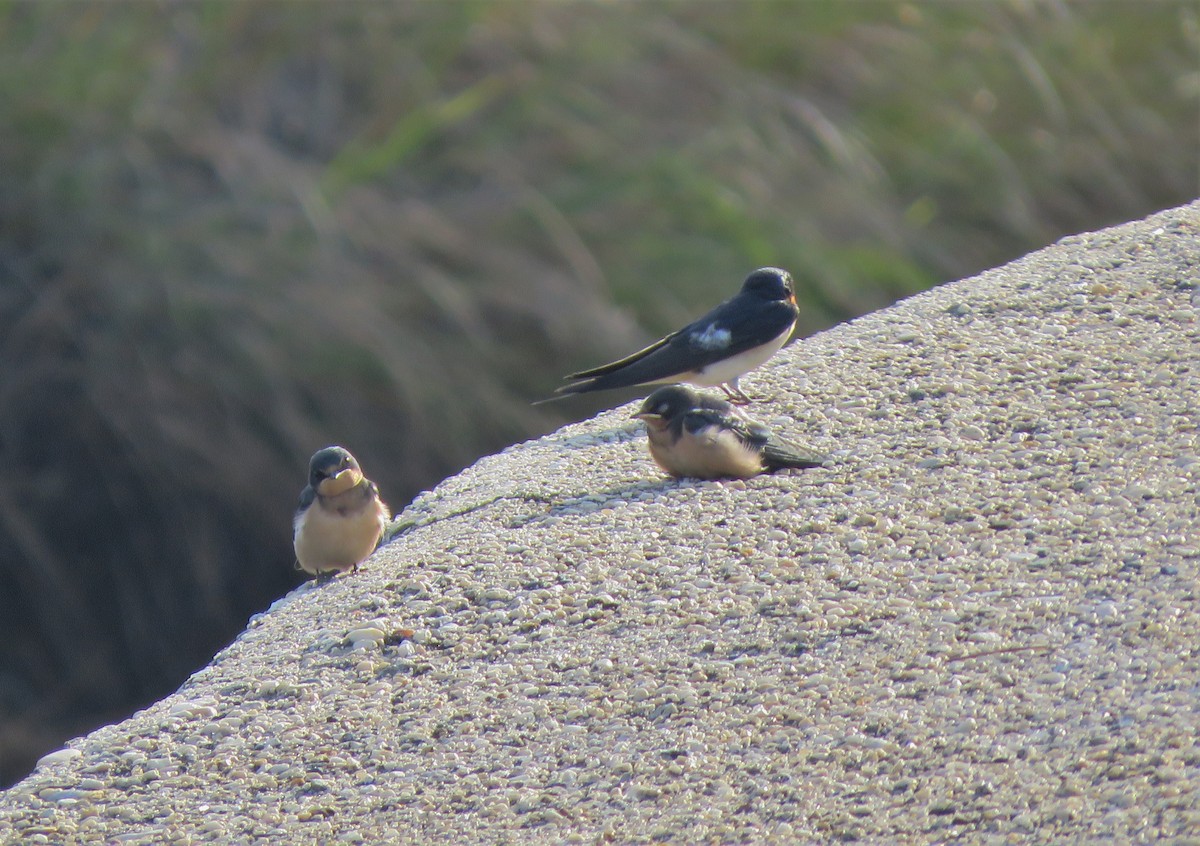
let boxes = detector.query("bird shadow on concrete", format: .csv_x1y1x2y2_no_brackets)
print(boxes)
504,475,708,530
534,421,643,451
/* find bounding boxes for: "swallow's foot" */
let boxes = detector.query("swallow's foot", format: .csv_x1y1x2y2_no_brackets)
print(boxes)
721,385,755,405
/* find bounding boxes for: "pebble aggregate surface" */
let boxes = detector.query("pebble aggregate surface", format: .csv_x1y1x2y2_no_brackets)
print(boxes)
3,203,1200,844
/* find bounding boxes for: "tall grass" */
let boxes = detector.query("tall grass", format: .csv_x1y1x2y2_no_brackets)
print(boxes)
0,0,1195,784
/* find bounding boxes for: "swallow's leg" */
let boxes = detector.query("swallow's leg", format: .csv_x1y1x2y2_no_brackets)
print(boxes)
721,381,754,405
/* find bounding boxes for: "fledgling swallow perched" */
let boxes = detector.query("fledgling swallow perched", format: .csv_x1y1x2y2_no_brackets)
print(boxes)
293,446,390,579
633,385,827,480
542,267,799,405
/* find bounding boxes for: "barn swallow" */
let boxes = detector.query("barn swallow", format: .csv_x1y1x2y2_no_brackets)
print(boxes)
293,446,390,579
633,385,827,480
543,267,799,405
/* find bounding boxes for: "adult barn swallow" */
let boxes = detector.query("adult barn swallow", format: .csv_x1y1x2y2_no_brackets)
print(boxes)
545,267,798,405
633,385,827,480
293,446,390,578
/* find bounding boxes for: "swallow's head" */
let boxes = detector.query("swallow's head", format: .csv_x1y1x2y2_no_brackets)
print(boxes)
742,267,796,306
633,384,701,429
308,446,364,495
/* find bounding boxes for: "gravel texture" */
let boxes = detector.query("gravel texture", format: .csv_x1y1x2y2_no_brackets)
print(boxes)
3,202,1200,844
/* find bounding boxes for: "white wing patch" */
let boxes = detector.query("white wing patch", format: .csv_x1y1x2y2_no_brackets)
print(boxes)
692,323,732,351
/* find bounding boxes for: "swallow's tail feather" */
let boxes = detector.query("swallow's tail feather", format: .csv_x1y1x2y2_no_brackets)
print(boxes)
761,440,828,471
532,335,683,403
562,334,673,380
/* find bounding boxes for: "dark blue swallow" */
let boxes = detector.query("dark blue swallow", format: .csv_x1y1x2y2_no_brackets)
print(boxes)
544,267,798,405
293,446,390,579
633,385,827,480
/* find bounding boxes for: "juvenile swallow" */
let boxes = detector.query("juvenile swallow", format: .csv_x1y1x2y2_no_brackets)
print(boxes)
293,446,390,579
544,267,798,405
633,385,827,480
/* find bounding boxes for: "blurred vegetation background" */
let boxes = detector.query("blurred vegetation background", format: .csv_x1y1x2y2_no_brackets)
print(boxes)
0,0,1196,786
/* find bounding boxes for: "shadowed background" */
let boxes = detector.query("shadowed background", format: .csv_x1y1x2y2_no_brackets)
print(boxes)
0,1,1196,786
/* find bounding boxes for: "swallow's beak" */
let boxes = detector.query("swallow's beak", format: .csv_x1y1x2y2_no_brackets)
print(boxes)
319,466,363,496
633,411,670,433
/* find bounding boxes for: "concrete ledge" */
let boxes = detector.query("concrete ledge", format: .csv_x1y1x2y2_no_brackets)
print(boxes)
3,201,1199,843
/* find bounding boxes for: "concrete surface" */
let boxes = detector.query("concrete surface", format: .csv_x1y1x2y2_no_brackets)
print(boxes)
2,201,1199,844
